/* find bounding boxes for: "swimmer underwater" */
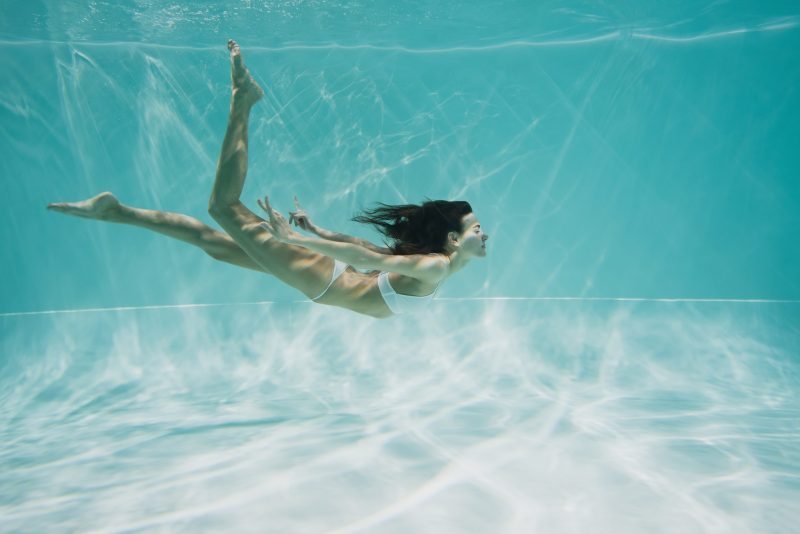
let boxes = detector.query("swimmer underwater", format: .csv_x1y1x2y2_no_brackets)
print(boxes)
47,40,489,318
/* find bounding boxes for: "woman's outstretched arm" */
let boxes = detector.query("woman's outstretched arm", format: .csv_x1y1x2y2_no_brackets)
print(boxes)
309,225,392,254
283,232,445,282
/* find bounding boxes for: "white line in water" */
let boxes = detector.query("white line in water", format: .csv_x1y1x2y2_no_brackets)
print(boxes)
2,297,798,317
0,34,621,52
0,301,280,317
436,297,800,303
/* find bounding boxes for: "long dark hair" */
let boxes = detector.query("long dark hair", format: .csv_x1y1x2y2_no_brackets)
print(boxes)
352,198,473,255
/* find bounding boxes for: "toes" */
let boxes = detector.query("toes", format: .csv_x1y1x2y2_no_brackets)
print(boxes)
228,40,243,69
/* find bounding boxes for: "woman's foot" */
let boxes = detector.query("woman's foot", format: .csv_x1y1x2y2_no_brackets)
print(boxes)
228,39,264,112
46,191,122,221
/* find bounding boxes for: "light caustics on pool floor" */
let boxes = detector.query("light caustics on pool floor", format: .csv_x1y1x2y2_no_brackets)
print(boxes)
1,300,798,533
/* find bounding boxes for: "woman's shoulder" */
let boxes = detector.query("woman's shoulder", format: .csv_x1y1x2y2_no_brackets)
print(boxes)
364,252,448,283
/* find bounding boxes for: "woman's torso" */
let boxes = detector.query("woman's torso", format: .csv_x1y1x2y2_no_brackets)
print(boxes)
314,267,444,318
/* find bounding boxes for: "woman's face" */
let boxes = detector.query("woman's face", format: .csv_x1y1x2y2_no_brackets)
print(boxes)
457,212,489,257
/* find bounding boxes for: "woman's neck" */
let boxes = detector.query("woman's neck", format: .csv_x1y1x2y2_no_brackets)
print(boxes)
443,249,469,276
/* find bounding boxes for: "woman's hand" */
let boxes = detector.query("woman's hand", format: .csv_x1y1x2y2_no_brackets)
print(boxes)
288,195,315,232
257,195,297,243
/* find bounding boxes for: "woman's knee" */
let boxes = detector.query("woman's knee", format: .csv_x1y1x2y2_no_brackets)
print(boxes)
209,201,261,224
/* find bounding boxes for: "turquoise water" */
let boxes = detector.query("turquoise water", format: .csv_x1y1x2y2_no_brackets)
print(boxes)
2,2,799,532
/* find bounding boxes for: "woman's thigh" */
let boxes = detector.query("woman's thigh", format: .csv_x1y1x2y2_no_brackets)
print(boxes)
204,230,271,273
210,202,334,298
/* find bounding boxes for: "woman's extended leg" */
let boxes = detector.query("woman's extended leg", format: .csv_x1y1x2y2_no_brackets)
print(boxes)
207,40,333,299
47,192,266,272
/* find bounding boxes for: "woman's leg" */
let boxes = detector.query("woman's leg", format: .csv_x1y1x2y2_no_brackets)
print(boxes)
47,192,266,273
207,40,333,299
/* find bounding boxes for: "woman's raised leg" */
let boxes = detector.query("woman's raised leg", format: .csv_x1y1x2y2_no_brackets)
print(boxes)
207,40,332,299
47,191,266,272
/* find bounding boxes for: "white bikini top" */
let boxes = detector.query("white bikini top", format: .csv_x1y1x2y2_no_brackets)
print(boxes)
376,255,450,315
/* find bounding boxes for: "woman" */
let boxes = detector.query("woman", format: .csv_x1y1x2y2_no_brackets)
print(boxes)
47,40,489,319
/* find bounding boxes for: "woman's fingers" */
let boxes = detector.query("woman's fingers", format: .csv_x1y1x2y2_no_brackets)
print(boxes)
258,195,292,227
257,195,274,216
264,195,280,224
264,195,273,216
288,206,310,229
258,220,274,236
292,196,310,228
290,197,301,226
